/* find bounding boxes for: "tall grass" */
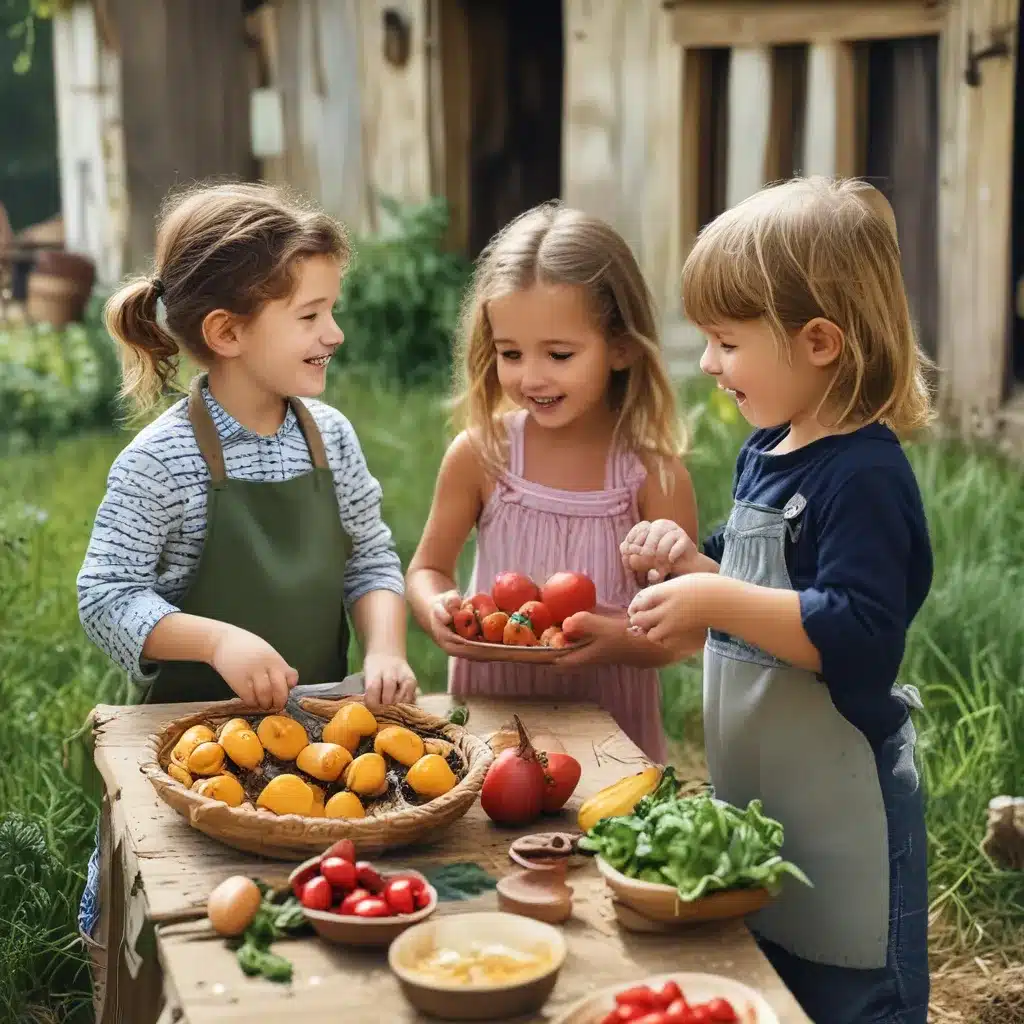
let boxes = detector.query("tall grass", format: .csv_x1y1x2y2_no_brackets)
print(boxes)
0,371,1022,1023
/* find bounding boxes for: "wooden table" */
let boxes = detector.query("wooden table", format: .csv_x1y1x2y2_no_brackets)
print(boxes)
89,696,811,1024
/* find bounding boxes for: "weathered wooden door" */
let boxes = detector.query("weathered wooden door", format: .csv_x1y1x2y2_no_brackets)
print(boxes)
112,0,254,271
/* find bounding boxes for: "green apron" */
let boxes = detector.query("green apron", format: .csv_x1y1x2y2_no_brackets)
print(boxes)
145,374,352,703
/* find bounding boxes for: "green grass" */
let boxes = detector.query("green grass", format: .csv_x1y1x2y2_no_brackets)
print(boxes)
1,370,1022,1023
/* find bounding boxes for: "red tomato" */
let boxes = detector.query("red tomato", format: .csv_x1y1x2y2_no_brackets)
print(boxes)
655,982,683,1009
601,1007,647,1024
687,1008,713,1024
290,858,321,900
632,1014,668,1024
465,593,499,619
481,725,547,826
299,875,332,911
355,861,385,893
335,887,372,915
452,607,481,639
615,986,658,1009
383,878,417,915
320,856,357,892
541,571,597,623
413,886,432,909
491,572,539,613
386,872,426,897
541,751,582,812
351,896,392,918
517,600,554,635
703,999,738,1022
665,1000,692,1024
323,838,356,863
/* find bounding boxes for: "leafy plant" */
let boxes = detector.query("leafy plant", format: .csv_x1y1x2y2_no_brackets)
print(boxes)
332,197,471,387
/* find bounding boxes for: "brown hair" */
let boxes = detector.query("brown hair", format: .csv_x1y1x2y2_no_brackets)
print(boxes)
453,202,684,478
104,181,350,413
681,176,934,435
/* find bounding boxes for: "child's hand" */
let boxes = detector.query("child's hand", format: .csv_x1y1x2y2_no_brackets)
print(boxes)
363,654,418,709
620,519,700,583
627,576,710,654
209,624,298,710
430,589,464,628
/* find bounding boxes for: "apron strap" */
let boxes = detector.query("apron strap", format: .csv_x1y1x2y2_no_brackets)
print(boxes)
289,398,330,471
188,374,227,483
187,375,330,479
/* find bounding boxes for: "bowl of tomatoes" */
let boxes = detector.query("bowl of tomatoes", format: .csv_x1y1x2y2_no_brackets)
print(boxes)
448,571,598,663
552,973,775,1024
289,839,438,947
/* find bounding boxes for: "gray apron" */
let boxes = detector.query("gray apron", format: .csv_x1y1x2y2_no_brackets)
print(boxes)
703,495,920,969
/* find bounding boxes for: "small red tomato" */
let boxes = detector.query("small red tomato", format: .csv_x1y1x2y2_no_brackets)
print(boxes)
335,887,372,915
703,999,737,1022
289,858,322,900
351,896,392,918
517,599,554,635
355,861,385,893
687,1008,713,1024
655,982,683,1008
299,875,332,911
615,986,658,1009
632,1013,668,1024
465,592,499,619
386,872,426,897
452,607,481,639
320,855,357,892
413,886,432,909
665,1000,694,1024
383,877,416,915
601,1007,646,1024
324,838,356,863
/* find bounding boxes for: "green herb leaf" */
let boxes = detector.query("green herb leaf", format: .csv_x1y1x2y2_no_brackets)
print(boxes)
421,862,497,901
236,939,294,983
447,705,470,726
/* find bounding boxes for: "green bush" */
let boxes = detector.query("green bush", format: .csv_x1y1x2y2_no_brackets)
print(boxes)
332,197,471,387
0,298,120,450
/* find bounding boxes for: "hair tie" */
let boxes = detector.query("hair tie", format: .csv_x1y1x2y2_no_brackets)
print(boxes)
151,277,165,298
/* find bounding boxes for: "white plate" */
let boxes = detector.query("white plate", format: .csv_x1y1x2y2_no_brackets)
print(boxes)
552,971,779,1024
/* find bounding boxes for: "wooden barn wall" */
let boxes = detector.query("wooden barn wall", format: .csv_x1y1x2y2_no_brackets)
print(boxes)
562,0,685,320
258,0,369,234
112,0,253,272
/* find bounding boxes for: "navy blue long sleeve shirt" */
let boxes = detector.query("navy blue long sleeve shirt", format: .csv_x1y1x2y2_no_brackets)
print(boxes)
704,423,933,748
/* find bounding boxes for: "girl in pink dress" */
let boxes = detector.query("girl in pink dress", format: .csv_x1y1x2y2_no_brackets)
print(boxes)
406,203,699,761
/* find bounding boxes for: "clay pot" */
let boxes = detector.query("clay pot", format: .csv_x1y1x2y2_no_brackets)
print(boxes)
26,250,96,327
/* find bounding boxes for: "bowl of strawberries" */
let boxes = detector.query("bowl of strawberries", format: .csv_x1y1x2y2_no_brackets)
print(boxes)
447,571,598,663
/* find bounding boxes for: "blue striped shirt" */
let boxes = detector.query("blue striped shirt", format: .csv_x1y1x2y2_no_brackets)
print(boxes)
77,385,405,681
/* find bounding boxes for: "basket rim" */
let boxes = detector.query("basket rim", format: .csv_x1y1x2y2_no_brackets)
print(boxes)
140,696,493,832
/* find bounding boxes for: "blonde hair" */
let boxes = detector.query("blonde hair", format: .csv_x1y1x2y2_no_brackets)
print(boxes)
681,176,934,436
105,181,350,414
453,202,684,477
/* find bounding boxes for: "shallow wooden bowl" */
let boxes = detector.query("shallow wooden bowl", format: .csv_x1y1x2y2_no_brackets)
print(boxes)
289,860,437,947
595,856,773,924
140,696,493,860
388,911,567,1021
552,971,779,1024
446,634,592,664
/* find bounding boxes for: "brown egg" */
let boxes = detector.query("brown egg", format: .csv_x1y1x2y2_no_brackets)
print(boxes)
206,875,262,937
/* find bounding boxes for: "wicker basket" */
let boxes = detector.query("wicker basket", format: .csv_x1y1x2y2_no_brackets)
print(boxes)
140,696,493,860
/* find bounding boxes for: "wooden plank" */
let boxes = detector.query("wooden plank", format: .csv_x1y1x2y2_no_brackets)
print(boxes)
678,49,706,264
433,0,470,252
766,45,807,183
667,1,947,47
51,1,126,286
938,0,1019,431
358,0,433,231
802,42,868,177
90,695,811,1023
726,47,774,206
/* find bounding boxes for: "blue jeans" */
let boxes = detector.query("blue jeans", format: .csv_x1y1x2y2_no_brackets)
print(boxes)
755,722,930,1024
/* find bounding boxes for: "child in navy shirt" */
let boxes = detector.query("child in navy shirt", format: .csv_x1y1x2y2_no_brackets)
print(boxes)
623,178,932,1024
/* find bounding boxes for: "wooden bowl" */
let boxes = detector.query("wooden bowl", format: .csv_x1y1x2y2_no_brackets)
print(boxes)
595,856,773,924
288,860,438,947
552,971,779,1024
388,911,567,1021
140,696,493,860
446,634,592,664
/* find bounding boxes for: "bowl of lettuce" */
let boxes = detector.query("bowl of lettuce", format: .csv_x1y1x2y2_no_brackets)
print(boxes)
578,768,811,924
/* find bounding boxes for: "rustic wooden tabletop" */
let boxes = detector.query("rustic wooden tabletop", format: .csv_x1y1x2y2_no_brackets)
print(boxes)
90,695,811,1024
